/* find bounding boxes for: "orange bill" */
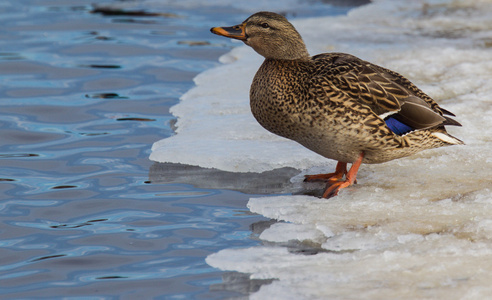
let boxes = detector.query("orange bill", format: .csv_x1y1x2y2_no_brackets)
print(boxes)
210,23,247,40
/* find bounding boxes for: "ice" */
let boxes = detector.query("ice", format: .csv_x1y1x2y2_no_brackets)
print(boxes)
207,190,492,299
258,222,328,244
207,234,492,299
151,0,492,298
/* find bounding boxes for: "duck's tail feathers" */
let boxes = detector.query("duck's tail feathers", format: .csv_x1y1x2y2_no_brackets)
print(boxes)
432,131,464,145
442,115,462,127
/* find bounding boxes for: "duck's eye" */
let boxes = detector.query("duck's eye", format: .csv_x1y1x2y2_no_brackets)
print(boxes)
261,22,270,28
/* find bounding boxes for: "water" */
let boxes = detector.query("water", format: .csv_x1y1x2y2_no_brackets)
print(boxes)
0,0,356,298
152,0,492,299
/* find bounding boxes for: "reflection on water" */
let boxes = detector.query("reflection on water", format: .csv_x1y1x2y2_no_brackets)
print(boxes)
211,271,276,295
150,163,300,195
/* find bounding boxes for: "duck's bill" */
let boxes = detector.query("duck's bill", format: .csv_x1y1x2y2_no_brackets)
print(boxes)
210,24,247,40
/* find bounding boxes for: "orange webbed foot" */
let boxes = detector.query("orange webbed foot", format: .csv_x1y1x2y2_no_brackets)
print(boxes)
322,180,353,198
319,153,364,199
303,162,347,183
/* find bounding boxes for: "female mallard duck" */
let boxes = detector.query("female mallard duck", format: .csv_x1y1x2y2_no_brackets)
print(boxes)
211,11,463,198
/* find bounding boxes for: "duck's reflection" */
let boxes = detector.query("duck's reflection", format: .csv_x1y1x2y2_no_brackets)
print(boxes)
209,271,276,295
149,162,301,195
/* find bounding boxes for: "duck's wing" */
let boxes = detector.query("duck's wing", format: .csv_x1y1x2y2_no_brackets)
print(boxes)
312,53,461,132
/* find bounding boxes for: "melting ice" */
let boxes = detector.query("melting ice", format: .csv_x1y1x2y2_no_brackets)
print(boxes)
151,0,492,298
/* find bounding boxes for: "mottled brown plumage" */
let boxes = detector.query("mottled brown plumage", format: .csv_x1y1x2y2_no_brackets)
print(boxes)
211,11,463,198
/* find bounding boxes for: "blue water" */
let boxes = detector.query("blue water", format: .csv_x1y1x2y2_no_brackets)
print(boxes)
0,1,360,298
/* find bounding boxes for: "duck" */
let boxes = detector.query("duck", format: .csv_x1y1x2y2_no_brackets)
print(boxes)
210,11,463,198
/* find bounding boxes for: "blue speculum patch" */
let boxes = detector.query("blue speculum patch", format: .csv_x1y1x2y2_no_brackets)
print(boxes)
384,116,414,135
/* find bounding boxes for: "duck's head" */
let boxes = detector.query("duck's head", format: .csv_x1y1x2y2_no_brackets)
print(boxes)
211,11,310,60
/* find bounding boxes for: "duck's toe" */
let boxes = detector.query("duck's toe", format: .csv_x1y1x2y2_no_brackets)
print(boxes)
320,152,364,199
304,161,347,183
304,172,343,183
322,180,353,199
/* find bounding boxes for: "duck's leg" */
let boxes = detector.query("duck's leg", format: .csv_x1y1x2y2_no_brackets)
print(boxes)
303,162,347,183
322,152,364,199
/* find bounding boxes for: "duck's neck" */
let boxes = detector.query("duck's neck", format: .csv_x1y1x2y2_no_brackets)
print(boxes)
269,42,310,60
279,47,310,60
258,46,310,60
248,36,310,60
